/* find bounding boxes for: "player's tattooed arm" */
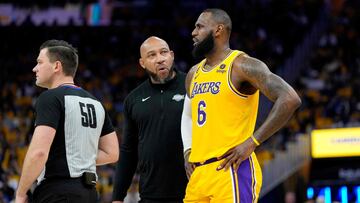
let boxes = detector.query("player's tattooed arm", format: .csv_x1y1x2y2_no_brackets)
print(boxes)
218,56,301,171
238,55,302,144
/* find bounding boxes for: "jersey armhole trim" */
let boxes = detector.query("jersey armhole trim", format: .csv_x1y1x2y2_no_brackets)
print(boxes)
227,52,249,98
189,63,203,97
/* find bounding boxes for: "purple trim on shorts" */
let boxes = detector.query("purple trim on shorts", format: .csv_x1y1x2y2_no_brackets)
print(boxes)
231,166,239,203
249,156,256,202
237,158,253,203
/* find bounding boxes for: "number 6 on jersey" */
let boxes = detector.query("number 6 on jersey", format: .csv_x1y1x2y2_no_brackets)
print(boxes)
197,100,206,126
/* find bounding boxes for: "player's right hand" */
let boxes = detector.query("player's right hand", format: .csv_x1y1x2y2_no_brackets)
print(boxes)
185,160,195,179
112,201,123,203
184,150,195,179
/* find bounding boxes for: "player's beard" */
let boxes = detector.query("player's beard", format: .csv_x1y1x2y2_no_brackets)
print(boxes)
192,31,215,59
146,64,175,84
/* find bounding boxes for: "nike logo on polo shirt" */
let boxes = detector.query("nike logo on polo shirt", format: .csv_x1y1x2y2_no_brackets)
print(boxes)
142,96,151,102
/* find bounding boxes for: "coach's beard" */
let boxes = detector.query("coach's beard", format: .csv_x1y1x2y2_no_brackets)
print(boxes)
192,31,215,59
146,64,175,84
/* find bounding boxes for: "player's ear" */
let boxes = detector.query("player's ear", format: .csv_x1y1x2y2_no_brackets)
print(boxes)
215,24,225,37
139,58,146,69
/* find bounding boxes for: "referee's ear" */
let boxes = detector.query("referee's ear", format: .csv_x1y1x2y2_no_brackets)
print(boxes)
54,60,62,74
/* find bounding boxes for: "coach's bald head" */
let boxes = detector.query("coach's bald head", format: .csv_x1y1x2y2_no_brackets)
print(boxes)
139,36,175,84
140,36,170,58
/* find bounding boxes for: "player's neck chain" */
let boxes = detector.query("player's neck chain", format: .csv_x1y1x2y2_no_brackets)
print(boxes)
203,48,232,71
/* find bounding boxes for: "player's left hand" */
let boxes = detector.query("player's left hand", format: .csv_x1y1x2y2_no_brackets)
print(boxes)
217,137,257,171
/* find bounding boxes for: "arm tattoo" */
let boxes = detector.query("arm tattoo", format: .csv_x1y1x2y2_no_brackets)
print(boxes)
240,56,291,102
240,56,301,143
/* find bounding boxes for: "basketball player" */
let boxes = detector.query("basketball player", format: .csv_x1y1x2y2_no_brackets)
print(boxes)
181,9,301,203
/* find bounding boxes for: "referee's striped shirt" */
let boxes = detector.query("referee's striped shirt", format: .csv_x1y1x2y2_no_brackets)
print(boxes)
34,85,114,183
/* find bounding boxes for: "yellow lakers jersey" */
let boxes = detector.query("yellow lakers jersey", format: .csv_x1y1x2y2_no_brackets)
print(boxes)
189,50,259,162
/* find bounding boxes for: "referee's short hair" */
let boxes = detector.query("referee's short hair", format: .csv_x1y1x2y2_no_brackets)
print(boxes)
40,39,79,77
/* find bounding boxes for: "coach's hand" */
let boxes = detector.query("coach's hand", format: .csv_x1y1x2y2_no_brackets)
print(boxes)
217,137,257,172
184,149,195,179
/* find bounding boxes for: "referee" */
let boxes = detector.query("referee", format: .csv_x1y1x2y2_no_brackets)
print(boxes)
15,40,119,203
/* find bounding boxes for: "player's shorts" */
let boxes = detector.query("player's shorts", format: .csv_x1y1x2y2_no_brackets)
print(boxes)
184,153,262,203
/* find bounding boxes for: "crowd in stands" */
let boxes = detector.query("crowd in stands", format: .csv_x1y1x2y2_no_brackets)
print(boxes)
0,0,345,202
297,0,359,130
261,1,360,202
278,0,359,148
